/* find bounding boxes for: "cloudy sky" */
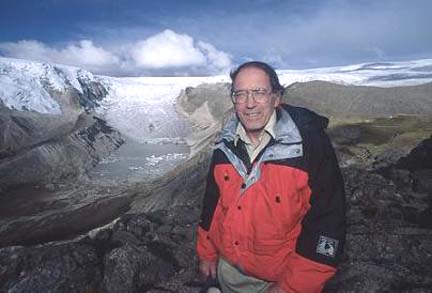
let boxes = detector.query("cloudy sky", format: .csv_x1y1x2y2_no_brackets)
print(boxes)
0,0,431,76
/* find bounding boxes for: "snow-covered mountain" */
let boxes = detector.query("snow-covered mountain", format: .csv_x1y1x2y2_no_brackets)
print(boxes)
2,57,432,115
0,57,105,115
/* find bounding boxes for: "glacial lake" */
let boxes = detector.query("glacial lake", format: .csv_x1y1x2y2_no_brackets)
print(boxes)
87,138,190,184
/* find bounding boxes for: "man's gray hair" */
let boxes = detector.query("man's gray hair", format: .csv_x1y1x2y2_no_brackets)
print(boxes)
230,61,284,95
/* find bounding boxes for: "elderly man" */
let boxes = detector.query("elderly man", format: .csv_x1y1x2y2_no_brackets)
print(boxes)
196,61,346,292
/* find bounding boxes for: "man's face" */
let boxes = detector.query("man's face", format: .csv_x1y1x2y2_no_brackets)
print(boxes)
232,67,280,138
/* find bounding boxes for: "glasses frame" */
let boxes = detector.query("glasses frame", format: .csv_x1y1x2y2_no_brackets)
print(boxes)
231,88,273,104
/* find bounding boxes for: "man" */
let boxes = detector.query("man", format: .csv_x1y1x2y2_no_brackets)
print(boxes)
196,61,346,292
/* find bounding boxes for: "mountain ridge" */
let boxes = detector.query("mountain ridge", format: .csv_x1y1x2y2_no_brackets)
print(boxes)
283,80,432,116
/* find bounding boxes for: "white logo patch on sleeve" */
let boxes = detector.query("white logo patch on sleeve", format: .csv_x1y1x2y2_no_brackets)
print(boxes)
316,236,338,258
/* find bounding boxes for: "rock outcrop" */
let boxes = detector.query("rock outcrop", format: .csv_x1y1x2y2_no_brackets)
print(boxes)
176,83,231,156
0,112,123,189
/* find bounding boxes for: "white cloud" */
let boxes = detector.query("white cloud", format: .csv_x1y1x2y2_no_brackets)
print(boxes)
61,40,120,68
0,39,120,73
130,29,206,68
0,40,49,61
0,30,232,76
197,41,232,72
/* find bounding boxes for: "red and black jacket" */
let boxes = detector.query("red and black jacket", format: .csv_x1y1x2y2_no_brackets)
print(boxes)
197,104,346,292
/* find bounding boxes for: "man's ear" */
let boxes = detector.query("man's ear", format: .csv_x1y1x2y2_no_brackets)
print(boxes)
273,93,281,107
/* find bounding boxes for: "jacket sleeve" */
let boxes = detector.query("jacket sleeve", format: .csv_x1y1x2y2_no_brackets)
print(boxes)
196,153,220,262
279,128,346,292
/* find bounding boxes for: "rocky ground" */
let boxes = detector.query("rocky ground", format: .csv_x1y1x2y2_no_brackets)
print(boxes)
326,137,432,292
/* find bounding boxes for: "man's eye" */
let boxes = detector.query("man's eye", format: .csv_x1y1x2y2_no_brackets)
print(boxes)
252,90,266,96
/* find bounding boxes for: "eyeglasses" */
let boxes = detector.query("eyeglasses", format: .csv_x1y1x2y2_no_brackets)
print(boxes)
231,88,272,104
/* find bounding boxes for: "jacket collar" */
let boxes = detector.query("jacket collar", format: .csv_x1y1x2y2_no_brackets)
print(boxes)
217,106,302,145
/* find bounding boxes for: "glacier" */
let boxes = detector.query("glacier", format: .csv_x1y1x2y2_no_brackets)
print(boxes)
98,75,227,142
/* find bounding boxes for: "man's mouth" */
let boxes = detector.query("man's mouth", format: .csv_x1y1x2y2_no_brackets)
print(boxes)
244,112,260,117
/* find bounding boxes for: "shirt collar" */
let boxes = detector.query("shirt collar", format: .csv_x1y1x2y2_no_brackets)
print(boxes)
234,110,277,146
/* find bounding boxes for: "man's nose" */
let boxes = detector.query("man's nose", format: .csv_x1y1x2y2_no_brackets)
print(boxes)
245,94,256,108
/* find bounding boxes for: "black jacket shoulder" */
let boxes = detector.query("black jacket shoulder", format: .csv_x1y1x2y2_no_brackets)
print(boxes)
279,104,329,132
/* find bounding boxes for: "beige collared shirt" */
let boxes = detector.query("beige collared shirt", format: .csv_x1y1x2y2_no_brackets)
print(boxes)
234,110,277,163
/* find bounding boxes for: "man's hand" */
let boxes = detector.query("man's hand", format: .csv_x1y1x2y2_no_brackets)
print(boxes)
199,260,217,279
267,283,286,293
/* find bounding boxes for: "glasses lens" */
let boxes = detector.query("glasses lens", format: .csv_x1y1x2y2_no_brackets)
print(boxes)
251,89,268,102
232,89,271,104
232,91,247,103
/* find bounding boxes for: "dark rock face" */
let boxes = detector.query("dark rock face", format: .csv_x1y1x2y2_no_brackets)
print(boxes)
0,243,102,292
413,169,432,194
324,135,432,291
0,107,76,159
0,210,200,292
0,113,124,189
396,135,432,171
77,78,109,110
325,167,432,292
0,186,133,247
